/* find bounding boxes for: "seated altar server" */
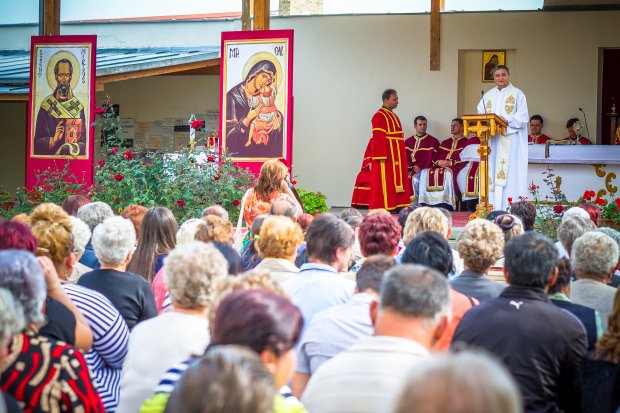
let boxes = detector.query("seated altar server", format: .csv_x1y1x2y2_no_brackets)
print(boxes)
564,118,592,144
404,115,439,202
528,114,552,144
418,118,479,211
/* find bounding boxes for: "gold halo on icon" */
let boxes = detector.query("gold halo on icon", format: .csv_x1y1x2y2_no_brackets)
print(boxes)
241,51,282,89
46,50,81,91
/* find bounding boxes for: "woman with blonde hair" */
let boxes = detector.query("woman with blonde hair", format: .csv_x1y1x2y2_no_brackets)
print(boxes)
451,219,506,302
195,215,234,245
28,204,93,351
254,216,304,284
242,160,302,228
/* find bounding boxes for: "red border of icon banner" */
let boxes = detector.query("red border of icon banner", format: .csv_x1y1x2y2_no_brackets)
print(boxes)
219,30,294,176
26,35,97,188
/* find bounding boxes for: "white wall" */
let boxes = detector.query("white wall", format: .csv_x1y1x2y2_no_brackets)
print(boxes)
1,10,619,205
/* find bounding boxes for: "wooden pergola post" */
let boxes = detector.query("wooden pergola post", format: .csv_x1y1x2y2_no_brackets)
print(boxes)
242,0,251,31
40,0,60,36
253,0,270,30
242,0,270,31
430,0,441,71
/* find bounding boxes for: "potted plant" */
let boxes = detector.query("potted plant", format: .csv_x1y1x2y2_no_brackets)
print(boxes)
580,190,620,230
297,189,328,215
0,186,13,211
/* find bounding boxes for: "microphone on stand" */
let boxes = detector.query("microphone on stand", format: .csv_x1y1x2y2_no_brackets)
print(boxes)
579,107,590,139
481,90,491,125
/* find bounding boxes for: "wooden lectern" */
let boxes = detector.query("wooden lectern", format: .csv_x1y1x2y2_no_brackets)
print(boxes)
462,114,507,220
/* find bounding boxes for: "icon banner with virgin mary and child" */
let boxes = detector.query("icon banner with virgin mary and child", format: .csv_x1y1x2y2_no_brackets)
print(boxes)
220,30,294,175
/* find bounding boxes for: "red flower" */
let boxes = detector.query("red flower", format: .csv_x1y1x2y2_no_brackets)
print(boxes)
111,147,119,154
213,175,220,181
36,193,42,200
113,174,123,182
594,197,607,206
191,120,205,130
529,184,537,191
291,180,297,185
553,204,564,214
614,197,620,206
207,156,215,162
97,159,105,166
582,190,596,201
507,197,513,204
233,199,240,206
94,107,105,115
122,151,133,160
177,200,186,207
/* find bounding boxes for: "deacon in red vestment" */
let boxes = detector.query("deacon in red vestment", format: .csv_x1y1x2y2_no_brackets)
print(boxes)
527,114,552,144
418,118,478,210
404,115,439,198
528,134,551,144
564,117,592,144
351,89,411,210
563,135,591,145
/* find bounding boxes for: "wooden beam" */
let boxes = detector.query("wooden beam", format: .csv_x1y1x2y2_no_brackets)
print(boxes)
95,58,220,91
254,0,270,30
40,0,60,36
0,94,28,102
242,0,251,31
430,0,440,71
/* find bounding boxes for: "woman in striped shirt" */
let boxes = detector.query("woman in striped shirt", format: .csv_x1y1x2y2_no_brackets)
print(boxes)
30,203,130,412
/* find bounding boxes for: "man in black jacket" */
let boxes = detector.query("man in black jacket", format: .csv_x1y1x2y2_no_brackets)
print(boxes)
452,232,586,413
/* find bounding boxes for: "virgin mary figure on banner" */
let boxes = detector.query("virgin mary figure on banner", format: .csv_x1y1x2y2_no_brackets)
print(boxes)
225,54,284,159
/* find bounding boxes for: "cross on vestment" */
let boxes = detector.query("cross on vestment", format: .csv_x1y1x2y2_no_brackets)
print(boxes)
497,159,507,180
46,98,61,116
66,100,81,113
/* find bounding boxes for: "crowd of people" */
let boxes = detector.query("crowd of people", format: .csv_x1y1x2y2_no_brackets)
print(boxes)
0,157,619,413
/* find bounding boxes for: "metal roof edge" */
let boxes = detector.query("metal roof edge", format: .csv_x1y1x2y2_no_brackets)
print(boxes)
96,50,219,76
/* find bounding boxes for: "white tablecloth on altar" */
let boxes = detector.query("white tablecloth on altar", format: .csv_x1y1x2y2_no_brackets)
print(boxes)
461,144,620,165
460,144,620,202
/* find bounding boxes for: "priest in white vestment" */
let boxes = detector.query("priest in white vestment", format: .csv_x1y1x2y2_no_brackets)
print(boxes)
476,65,529,211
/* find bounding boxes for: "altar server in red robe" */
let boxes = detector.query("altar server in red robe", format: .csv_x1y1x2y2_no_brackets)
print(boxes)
418,118,478,211
404,115,439,201
528,114,552,144
564,117,592,144
351,89,411,211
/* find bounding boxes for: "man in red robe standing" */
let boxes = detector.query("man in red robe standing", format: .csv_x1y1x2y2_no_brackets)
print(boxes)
404,115,439,202
351,89,411,211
